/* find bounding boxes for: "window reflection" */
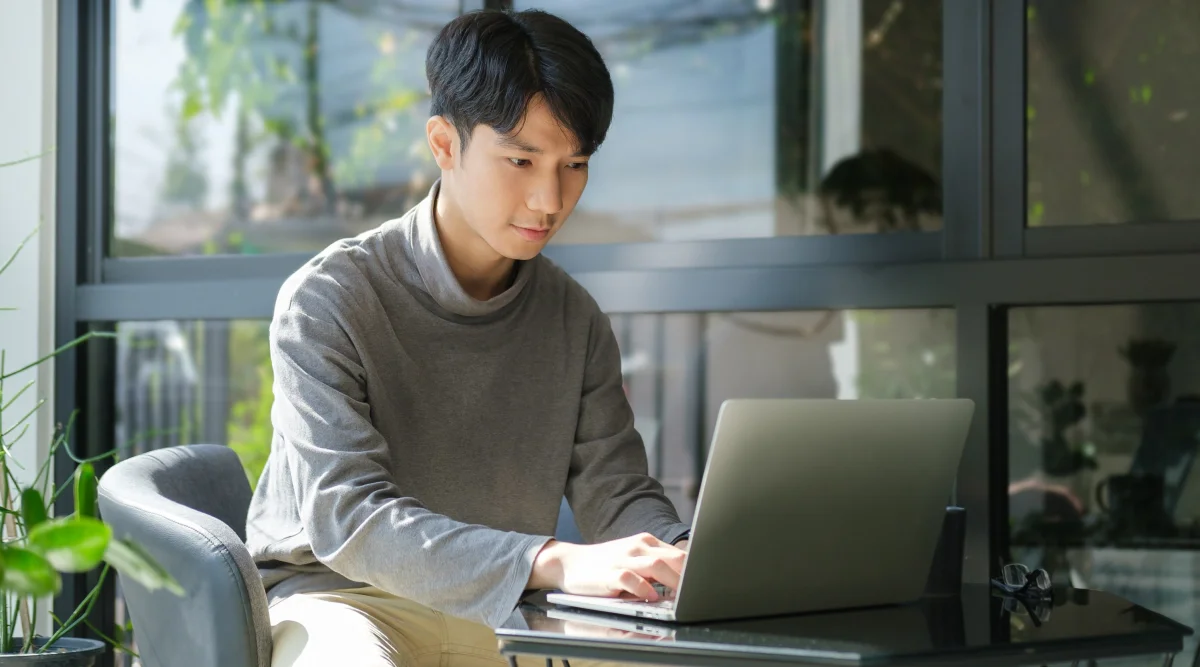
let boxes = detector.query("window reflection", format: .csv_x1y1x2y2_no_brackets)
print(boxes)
527,0,944,244
1008,304,1200,546
1008,304,1200,664
114,0,944,257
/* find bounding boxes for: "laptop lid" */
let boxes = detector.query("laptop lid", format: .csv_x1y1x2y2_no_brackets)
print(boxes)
673,398,974,623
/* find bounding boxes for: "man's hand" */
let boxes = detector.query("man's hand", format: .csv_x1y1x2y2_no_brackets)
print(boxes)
529,533,687,602
676,539,689,552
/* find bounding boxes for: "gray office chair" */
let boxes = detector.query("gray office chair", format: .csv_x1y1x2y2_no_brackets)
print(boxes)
98,444,272,667
97,443,586,667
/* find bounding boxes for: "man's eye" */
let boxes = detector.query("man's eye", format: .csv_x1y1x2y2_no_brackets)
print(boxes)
508,158,531,167
567,162,589,171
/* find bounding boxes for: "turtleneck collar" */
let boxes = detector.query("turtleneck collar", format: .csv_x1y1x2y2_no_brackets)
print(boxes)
407,179,534,318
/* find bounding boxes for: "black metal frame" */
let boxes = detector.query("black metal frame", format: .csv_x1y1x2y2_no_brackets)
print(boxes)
52,0,1200,664
54,0,118,649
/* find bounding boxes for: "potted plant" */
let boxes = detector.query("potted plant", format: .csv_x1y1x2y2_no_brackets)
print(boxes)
1119,337,1177,416
1,153,183,663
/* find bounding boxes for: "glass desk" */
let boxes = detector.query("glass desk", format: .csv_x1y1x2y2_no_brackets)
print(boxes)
498,585,1194,666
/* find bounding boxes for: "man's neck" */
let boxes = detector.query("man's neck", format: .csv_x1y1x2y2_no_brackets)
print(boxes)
434,185,516,301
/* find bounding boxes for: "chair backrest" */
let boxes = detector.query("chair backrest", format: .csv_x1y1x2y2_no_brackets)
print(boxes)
97,444,271,667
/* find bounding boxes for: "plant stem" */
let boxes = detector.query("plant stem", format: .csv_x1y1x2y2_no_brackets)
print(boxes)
1,592,8,654
0,454,32,645
0,379,33,412
82,619,138,659
25,596,38,653
19,598,33,653
0,331,116,382
1,397,45,441
38,564,109,654
33,412,76,494
0,227,38,278
0,149,53,169
0,354,10,654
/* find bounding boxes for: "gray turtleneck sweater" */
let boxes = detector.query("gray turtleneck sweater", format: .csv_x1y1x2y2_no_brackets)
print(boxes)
244,182,689,628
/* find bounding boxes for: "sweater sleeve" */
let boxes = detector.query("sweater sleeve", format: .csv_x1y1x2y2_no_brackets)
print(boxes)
270,294,549,628
564,307,692,546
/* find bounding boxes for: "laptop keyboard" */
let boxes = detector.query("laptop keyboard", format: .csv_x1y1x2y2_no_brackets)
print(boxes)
593,583,677,611
623,583,675,608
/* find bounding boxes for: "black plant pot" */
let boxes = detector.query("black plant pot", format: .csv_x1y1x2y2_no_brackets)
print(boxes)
0,638,105,666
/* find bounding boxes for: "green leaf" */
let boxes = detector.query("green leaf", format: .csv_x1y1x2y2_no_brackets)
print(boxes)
181,94,205,122
104,539,185,597
74,461,98,518
171,11,194,37
27,517,111,572
0,546,61,595
21,488,47,531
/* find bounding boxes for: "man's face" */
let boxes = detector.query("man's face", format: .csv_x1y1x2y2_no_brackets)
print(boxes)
443,95,590,261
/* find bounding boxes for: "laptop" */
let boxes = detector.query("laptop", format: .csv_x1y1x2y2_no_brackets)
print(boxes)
547,398,974,623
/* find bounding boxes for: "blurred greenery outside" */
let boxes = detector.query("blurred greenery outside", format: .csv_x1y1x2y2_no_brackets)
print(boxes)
226,321,274,487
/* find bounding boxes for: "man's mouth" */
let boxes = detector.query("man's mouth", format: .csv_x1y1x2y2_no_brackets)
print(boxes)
513,226,550,241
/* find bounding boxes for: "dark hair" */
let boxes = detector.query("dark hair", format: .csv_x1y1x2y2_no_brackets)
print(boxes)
426,9,614,156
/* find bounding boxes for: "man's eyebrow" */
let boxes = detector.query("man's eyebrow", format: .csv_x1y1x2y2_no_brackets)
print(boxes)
496,136,542,153
496,135,590,158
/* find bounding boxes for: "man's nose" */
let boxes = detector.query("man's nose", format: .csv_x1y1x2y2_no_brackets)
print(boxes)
526,174,563,217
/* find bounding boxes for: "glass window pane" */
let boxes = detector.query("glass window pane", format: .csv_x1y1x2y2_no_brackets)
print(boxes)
113,319,271,666
1026,1,1200,227
112,1,458,257
612,308,956,517
115,1,942,256
115,320,272,476
1008,304,1200,663
503,1,942,243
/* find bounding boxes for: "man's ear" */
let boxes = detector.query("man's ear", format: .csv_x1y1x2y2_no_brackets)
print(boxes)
426,116,457,170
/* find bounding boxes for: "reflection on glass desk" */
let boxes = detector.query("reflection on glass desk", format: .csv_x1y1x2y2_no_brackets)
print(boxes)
1011,403,1200,551
498,585,1193,666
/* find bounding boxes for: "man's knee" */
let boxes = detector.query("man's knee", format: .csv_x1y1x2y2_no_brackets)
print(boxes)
269,594,413,667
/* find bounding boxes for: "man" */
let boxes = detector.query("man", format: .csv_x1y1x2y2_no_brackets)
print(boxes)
245,8,691,666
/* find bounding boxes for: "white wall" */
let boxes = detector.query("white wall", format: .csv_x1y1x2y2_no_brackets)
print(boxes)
0,0,57,637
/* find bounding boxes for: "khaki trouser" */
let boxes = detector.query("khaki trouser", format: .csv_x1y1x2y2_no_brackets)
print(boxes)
268,586,656,667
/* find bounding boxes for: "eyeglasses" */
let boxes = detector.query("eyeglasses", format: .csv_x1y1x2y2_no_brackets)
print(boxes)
992,563,1053,629
1001,592,1053,628
991,563,1051,599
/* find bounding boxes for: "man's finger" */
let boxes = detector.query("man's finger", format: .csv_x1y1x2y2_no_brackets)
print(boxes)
641,547,686,574
629,556,683,591
615,569,659,600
